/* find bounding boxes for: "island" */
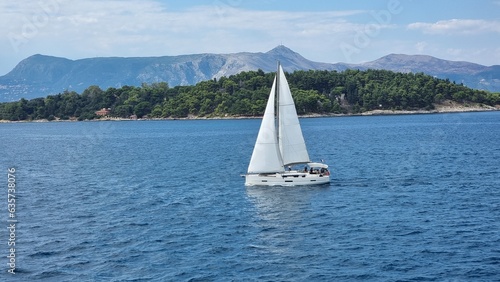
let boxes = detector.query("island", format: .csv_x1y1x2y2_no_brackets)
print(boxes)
0,69,498,122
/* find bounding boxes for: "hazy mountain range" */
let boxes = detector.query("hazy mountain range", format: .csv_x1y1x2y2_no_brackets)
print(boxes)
1,45,499,102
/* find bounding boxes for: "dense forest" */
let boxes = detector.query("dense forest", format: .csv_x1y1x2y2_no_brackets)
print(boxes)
0,69,498,121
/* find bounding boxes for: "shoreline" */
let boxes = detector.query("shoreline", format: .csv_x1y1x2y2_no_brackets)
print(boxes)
1,102,498,123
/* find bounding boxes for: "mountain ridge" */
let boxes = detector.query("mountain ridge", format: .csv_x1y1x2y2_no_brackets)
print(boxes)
1,46,499,102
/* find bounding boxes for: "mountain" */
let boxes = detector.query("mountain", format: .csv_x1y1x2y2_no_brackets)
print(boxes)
0,46,499,102
353,54,500,91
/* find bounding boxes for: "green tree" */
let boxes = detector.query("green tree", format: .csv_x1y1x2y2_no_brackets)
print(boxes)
134,101,152,118
113,105,133,118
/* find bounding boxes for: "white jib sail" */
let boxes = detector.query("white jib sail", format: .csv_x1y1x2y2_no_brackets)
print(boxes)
277,65,311,165
247,77,284,174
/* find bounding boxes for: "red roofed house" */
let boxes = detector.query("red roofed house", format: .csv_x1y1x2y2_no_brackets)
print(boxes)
95,108,111,116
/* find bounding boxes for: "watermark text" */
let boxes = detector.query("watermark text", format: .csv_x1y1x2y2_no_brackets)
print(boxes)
340,0,403,61
7,168,17,274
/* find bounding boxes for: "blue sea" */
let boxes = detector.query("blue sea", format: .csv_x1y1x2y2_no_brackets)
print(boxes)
1,111,499,281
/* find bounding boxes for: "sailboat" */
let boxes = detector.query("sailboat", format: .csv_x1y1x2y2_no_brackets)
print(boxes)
245,63,330,186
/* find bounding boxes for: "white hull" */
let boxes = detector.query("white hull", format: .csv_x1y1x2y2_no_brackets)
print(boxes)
245,171,330,186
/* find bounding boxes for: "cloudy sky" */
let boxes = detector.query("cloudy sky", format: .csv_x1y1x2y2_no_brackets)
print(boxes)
1,0,499,75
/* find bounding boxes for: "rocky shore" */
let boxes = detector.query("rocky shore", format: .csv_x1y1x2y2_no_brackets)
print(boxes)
358,101,499,116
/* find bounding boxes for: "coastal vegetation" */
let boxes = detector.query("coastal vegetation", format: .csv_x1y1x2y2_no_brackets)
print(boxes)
0,69,498,121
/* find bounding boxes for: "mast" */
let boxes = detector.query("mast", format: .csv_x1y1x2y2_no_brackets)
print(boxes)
275,61,284,169
275,61,280,142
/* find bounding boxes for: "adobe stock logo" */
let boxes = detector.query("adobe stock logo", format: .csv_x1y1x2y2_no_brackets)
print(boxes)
8,0,63,53
340,0,403,61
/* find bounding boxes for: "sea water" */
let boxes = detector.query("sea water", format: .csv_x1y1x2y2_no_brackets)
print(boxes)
0,111,499,281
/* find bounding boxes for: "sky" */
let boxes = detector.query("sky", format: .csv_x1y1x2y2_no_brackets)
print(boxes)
1,0,500,75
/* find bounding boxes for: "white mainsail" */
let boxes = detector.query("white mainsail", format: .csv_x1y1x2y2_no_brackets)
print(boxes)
247,77,284,174
277,65,311,166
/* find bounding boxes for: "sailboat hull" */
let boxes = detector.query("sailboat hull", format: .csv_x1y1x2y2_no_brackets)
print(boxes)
245,172,330,186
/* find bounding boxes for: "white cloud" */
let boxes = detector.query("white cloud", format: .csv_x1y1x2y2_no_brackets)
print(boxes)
446,48,463,57
0,0,378,74
1,0,499,75
0,0,371,56
414,41,428,53
408,19,500,35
